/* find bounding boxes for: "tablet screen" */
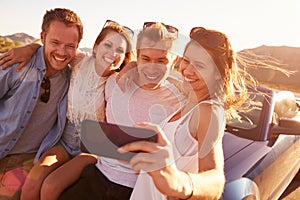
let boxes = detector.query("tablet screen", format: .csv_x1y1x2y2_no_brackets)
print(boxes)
80,119,158,161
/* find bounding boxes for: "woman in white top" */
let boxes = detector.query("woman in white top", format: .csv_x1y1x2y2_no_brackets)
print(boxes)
44,20,134,200
119,27,253,199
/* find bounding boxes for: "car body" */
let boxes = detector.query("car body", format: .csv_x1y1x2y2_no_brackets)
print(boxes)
222,86,300,200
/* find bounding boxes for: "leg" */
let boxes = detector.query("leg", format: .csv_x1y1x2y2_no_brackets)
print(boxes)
40,153,98,200
20,145,71,200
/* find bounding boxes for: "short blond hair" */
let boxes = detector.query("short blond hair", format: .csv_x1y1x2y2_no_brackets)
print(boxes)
136,22,177,54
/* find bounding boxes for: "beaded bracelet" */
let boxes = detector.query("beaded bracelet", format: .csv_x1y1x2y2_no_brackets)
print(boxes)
180,171,194,200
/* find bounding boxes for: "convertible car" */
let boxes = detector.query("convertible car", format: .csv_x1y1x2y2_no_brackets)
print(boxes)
222,86,300,200
81,85,299,200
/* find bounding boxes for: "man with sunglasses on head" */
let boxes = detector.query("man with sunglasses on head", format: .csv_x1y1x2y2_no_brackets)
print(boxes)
0,8,83,200
105,22,183,126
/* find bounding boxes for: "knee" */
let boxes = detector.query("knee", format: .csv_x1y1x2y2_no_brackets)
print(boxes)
40,177,58,200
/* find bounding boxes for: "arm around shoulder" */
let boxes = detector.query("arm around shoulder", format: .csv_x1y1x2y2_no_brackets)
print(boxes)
0,39,41,71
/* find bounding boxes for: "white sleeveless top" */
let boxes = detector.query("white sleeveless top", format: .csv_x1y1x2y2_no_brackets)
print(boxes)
130,100,224,200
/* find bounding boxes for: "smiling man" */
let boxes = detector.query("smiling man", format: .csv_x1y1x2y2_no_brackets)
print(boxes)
105,22,185,126
0,8,83,200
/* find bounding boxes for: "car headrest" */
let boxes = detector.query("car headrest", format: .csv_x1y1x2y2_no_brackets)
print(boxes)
274,91,299,118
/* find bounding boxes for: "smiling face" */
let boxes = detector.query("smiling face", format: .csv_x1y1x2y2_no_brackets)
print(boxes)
93,31,128,77
180,41,221,100
136,38,177,90
41,20,79,77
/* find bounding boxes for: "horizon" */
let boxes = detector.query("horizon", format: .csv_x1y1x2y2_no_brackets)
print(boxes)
3,32,300,53
1,0,300,51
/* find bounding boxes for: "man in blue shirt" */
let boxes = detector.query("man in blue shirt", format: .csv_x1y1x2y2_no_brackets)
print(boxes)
0,8,83,199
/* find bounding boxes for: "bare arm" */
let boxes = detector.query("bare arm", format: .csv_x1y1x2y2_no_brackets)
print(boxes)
187,141,225,199
0,39,85,71
119,104,225,199
188,103,225,199
0,39,41,71
115,61,138,92
69,50,86,67
118,123,195,199
167,75,184,93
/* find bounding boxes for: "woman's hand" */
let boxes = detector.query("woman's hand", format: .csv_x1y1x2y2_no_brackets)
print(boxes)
118,123,171,172
116,61,138,92
118,123,193,198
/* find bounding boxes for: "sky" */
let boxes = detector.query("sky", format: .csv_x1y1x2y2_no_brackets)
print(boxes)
1,0,300,52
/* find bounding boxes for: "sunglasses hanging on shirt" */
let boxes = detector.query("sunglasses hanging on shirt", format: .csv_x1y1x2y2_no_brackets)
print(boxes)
40,77,50,103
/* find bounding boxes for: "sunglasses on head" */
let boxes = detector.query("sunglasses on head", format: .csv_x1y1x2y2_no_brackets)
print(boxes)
190,27,227,50
143,22,178,37
40,77,50,103
103,19,134,38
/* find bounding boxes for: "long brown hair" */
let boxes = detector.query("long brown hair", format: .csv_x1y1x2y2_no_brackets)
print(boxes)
93,23,134,72
188,27,256,112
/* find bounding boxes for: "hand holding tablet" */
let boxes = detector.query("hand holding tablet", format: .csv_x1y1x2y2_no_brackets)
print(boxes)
80,119,158,161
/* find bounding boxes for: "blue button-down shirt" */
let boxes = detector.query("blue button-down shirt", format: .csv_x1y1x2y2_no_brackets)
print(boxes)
0,47,81,162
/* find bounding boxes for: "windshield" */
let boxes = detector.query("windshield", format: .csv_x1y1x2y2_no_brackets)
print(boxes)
226,92,265,130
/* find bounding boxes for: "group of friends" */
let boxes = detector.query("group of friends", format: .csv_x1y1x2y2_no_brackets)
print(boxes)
0,7,253,200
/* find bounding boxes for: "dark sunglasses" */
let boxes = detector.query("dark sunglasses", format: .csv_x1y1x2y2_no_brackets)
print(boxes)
190,27,227,50
103,19,134,38
40,77,50,103
143,22,178,37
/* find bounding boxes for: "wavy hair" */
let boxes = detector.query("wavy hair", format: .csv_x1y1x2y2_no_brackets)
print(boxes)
93,23,134,72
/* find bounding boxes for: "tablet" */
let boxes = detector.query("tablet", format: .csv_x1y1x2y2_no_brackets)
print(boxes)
80,119,158,161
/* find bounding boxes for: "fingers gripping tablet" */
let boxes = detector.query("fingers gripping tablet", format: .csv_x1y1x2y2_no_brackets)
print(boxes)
80,119,158,161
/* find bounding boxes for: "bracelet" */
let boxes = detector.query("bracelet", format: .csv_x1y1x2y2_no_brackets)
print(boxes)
180,171,194,200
